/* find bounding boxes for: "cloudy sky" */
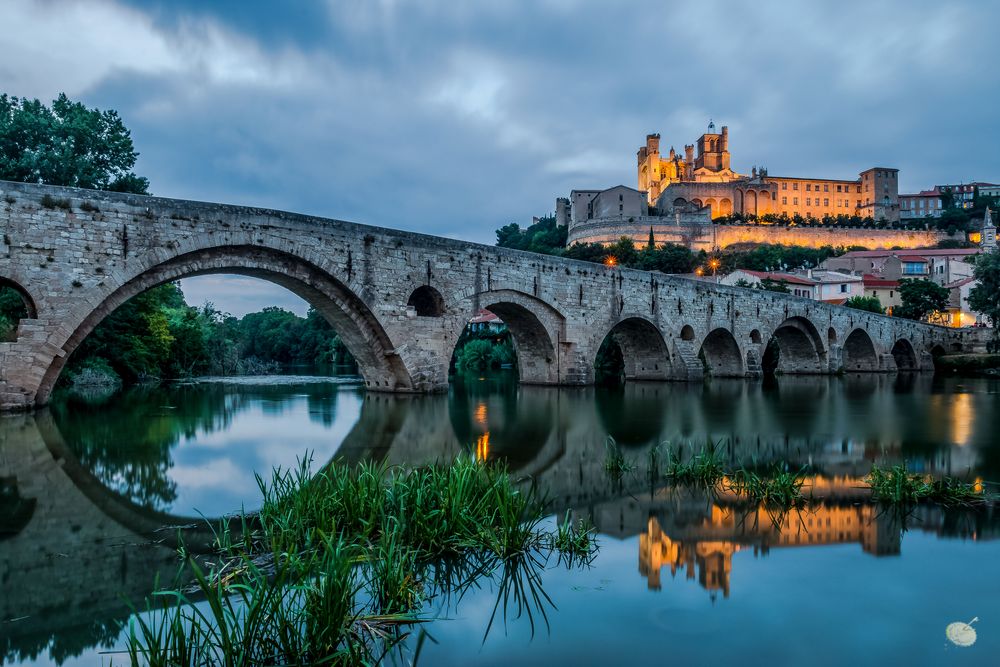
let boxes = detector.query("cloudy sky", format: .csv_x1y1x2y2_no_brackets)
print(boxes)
3,0,998,314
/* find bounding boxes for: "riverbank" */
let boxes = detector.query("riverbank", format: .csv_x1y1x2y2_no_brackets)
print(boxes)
936,353,1000,377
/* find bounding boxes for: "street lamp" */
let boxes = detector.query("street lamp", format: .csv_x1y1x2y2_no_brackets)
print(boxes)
709,258,721,276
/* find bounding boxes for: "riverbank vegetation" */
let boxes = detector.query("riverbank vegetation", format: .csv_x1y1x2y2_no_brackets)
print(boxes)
451,327,515,374
495,217,860,275
609,438,994,511
125,457,597,664
62,282,353,390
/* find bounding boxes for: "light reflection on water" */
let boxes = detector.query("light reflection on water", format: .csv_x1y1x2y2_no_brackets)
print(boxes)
1,372,999,665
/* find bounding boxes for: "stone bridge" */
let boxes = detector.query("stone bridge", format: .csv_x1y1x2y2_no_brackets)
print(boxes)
0,181,969,411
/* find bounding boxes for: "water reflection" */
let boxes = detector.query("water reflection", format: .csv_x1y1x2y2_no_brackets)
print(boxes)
2,373,999,665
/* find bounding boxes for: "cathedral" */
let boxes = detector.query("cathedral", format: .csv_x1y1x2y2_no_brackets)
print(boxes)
637,123,900,223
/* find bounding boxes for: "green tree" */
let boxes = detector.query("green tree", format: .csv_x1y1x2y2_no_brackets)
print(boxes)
844,295,885,314
968,252,1000,333
895,279,950,321
758,278,791,293
495,215,566,254
0,93,148,193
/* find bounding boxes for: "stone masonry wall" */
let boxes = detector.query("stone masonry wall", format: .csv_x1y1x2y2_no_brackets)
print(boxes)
568,217,948,250
0,181,968,411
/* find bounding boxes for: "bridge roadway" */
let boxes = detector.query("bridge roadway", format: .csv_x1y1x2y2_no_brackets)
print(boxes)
0,180,974,411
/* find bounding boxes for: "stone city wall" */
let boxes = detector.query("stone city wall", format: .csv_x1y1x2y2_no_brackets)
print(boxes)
568,217,948,250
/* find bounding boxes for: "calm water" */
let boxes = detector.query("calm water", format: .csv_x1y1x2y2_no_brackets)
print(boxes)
1,372,999,665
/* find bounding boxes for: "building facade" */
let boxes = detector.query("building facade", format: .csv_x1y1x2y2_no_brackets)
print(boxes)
637,124,900,222
899,189,944,219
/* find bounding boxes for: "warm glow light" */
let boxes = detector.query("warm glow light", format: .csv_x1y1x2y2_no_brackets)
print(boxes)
950,393,972,447
604,256,618,267
709,259,720,269
475,432,490,461
474,402,488,426
695,267,704,276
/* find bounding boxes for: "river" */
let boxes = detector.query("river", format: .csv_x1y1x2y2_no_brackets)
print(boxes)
1,371,998,665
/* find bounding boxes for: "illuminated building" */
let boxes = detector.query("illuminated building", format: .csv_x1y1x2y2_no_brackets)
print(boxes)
637,123,900,222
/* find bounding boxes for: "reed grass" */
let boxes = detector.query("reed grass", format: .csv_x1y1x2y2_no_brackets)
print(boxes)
124,456,598,665
866,463,987,506
603,436,633,477
663,441,727,489
728,465,808,507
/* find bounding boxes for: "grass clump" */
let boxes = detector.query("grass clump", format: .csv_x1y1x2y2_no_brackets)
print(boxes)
728,464,808,507
603,436,634,477
126,456,598,664
552,511,596,561
866,463,987,507
663,441,727,489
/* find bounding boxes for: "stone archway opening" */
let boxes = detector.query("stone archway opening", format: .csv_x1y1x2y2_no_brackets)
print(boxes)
698,328,745,377
594,317,672,385
762,316,826,375
478,298,560,385
407,285,445,317
0,278,37,342
891,339,918,371
842,328,879,372
449,308,515,376
681,324,695,341
35,246,416,405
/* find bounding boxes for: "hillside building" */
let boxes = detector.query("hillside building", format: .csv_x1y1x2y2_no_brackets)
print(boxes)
636,124,900,222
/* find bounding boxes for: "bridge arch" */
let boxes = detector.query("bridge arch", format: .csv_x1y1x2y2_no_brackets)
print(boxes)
595,316,672,382
407,285,445,317
34,245,416,404
699,327,745,377
477,289,564,385
0,277,38,342
762,316,827,375
891,339,918,371
842,328,879,372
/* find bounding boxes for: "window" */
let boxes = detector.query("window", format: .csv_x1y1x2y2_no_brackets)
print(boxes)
856,186,861,193
619,204,623,211
890,290,894,298
837,185,842,192
902,261,927,275
793,183,799,190
806,198,811,205
840,284,847,293
782,196,788,204
824,198,829,206
782,182,788,190
824,184,829,192
793,197,799,205
806,184,812,191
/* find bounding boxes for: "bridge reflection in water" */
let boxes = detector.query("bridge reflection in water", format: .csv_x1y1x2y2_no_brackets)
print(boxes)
1,373,999,663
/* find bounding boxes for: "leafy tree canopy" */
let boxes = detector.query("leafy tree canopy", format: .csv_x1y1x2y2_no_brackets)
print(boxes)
845,295,885,314
495,215,566,254
0,93,148,193
968,251,1000,332
895,279,950,321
